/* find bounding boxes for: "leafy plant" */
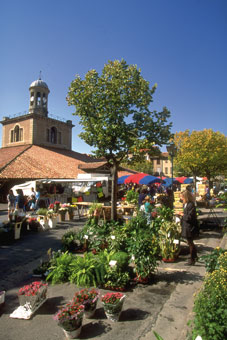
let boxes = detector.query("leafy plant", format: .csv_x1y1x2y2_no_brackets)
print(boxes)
126,189,139,204
46,251,76,284
36,208,48,216
61,230,78,252
69,252,106,287
158,221,181,260
191,260,227,340
110,251,130,271
104,266,130,289
199,247,226,273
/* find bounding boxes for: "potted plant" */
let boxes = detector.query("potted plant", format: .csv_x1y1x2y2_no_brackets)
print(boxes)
58,205,68,222
36,208,49,230
73,288,99,318
125,189,139,205
61,230,78,252
53,301,84,339
47,208,58,228
101,292,126,322
17,281,48,311
88,203,103,219
158,220,181,262
69,252,106,287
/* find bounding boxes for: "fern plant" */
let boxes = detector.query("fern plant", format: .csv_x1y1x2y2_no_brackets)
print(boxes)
46,251,76,284
69,252,106,287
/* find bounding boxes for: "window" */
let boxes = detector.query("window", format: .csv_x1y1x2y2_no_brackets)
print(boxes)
165,167,168,174
50,127,57,144
157,159,160,165
11,125,23,143
36,92,41,106
165,160,168,164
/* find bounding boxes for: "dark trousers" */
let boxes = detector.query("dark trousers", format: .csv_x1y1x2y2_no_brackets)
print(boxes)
187,237,197,261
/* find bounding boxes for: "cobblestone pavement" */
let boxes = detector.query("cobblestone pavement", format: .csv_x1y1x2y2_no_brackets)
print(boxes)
0,204,226,340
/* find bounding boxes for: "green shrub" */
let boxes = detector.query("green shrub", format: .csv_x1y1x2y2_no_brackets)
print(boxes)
191,252,227,340
110,251,130,271
46,251,76,284
199,247,226,273
61,230,78,252
69,252,107,287
36,208,48,216
126,189,139,204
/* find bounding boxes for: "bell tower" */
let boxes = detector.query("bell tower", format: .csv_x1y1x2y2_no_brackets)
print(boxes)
29,76,50,116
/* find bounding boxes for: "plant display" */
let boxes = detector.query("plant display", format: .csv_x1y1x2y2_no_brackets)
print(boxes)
104,266,130,290
101,292,126,321
36,208,48,216
199,247,226,273
158,221,181,260
46,251,76,284
101,292,124,305
69,252,106,287
18,281,48,309
126,189,139,204
73,288,99,312
88,202,103,217
18,281,48,297
110,251,130,271
53,301,84,332
191,252,227,340
61,230,78,252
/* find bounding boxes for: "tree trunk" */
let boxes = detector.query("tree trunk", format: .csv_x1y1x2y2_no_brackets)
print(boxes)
110,162,118,220
193,174,197,195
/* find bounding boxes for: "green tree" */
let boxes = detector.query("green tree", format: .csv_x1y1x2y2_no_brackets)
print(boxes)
173,129,227,190
67,59,172,219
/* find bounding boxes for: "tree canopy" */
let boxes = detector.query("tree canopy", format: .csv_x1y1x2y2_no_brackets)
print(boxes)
67,59,172,218
173,129,227,186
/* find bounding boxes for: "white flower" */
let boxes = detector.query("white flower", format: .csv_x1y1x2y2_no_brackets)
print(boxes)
109,260,117,267
111,235,115,240
195,336,202,340
131,255,135,261
84,235,89,240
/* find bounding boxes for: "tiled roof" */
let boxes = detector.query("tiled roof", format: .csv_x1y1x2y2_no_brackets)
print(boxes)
0,145,31,170
0,145,98,179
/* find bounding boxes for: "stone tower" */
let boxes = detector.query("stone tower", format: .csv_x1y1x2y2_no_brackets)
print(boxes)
29,78,50,116
1,78,74,150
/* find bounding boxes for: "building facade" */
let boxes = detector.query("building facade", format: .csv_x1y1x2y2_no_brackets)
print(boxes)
1,78,74,150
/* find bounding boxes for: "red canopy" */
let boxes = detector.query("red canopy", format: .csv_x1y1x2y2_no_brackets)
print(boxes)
124,173,148,184
175,176,187,184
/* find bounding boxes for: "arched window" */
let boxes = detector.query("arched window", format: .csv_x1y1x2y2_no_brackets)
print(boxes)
50,127,57,144
11,125,23,143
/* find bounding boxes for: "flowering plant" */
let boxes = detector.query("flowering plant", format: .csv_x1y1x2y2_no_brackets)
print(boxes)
53,301,84,331
73,288,99,309
199,247,226,273
18,281,48,296
101,292,124,305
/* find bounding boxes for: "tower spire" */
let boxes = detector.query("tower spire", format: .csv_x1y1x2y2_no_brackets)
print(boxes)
39,70,42,80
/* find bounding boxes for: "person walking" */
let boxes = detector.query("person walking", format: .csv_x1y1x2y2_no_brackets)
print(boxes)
7,189,16,219
180,190,199,265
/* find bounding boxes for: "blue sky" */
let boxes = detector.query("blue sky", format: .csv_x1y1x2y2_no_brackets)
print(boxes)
1,0,226,154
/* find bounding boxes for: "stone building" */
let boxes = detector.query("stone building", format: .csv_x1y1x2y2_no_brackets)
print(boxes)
1,78,74,150
0,77,135,201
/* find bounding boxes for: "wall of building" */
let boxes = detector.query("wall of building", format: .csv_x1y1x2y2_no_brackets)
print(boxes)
1,114,73,150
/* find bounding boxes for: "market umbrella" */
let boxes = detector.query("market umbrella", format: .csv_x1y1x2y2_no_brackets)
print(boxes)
184,178,193,184
162,178,179,187
139,175,161,185
175,176,187,184
124,173,148,184
117,175,130,184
